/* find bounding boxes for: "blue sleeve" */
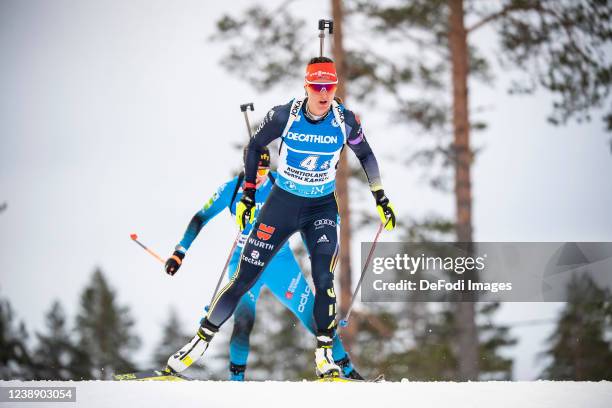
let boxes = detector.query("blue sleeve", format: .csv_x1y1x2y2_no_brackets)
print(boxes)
343,108,383,191
244,101,292,185
178,177,238,252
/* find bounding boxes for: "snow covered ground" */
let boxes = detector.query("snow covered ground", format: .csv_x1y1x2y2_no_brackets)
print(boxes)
1,380,610,408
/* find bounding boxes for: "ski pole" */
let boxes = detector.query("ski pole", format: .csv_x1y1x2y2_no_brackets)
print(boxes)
339,222,385,328
204,231,242,312
130,233,166,265
318,19,333,57
204,102,253,312
240,103,254,138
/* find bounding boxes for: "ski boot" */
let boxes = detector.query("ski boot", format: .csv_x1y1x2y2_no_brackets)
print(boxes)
336,354,365,380
229,363,246,381
315,334,341,378
167,325,216,373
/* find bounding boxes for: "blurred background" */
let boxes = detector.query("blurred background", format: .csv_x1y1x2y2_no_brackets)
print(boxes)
1,0,611,381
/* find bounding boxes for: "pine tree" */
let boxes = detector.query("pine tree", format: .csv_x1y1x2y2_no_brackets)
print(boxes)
541,274,612,380
33,300,91,380
353,0,611,378
0,295,35,380
75,268,140,379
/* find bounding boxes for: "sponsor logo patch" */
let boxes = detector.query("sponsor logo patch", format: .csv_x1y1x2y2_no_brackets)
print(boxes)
314,218,337,229
248,237,274,251
298,285,311,313
256,224,276,241
285,271,302,300
242,254,264,267
237,234,248,247
255,109,275,134
286,132,338,144
317,234,330,243
306,186,326,196
290,100,303,117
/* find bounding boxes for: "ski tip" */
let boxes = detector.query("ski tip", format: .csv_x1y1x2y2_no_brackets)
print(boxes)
130,233,138,240
339,319,348,327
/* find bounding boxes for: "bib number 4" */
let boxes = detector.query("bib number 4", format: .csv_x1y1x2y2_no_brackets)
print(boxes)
300,155,319,171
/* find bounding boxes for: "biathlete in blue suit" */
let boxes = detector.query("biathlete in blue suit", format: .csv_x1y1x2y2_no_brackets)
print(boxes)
168,56,396,378
164,147,361,380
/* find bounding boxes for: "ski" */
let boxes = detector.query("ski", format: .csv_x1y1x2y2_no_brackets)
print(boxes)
113,369,192,381
316,374,385,383
114,369,384,383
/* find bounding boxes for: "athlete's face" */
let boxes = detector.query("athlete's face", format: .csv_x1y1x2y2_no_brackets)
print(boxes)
255,167,269,188
305,83,337,116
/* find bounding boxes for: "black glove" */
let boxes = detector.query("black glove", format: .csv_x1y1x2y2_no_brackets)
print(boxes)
165,250,185,276
373,189,396,231
236,187,256,231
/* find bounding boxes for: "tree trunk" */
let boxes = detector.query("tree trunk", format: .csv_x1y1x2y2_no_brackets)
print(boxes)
448,0,479,381
331,0,357,352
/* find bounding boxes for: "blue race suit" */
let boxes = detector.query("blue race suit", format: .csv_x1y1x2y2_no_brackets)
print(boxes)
176,171,348,374
205,98,383,340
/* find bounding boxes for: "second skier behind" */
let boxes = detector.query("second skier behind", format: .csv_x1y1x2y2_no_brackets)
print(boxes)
165,147,362,380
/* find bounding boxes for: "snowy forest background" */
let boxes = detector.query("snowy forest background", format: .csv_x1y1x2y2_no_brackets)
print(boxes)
1,0,611,382
2,263,612,381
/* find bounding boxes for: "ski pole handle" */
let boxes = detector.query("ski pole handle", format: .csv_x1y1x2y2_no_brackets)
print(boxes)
240,103,254,139
318,19,333,57
339,222,384,328
240,103,254,112
318,19,334,33
130,233,166,265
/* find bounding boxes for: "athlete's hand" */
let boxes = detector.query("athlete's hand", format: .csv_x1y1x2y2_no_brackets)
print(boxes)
165,250,185,276
236,188,256,231
373,189,396,231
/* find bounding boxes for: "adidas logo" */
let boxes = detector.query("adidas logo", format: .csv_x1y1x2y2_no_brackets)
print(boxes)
317,235,330,243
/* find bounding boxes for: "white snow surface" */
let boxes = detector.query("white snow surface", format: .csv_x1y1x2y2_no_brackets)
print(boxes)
2,380,611,408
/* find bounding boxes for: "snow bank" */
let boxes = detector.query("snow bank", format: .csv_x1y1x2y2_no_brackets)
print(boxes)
1,380,610,408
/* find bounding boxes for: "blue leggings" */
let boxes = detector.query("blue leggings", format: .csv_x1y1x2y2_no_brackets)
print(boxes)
224,245,347,366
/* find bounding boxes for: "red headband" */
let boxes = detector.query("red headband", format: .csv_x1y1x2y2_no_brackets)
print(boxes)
305,62,338,84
